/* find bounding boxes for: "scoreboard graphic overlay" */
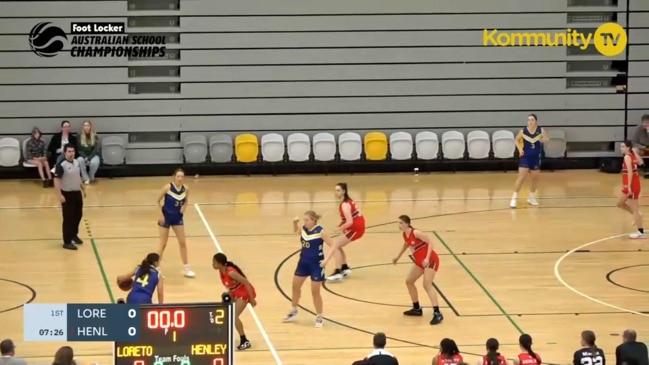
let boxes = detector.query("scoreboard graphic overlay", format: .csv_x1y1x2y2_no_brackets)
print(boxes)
114,303,234,365
23,303,234,365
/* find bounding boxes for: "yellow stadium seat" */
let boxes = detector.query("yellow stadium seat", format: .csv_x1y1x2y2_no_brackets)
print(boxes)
235,134,259,163
364,131,388,161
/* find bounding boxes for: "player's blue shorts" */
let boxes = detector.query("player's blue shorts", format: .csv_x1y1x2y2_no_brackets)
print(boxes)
126,291,153,304
519,153,541,170
159,210,183,227
295,258,324,282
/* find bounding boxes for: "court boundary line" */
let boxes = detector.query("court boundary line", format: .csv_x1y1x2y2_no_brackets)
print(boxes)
0,194,636,210
86,218,116,304
194,203,283,365
553,234,649,317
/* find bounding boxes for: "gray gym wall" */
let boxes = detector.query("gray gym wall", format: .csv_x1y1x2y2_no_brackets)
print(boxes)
0,0,646,162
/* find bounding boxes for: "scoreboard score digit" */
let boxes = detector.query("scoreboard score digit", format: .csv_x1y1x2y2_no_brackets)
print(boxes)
114,303,234,365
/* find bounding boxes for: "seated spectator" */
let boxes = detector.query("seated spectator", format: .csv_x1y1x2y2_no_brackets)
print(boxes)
0,339,27,365
513,334,541,365
616,329,648,365
479,338,507,365
52,346,75,365
352,332,398,365
77,120,100,184
47,120,78,167
574,330,605,365
433,338,463,365
26,127,53,187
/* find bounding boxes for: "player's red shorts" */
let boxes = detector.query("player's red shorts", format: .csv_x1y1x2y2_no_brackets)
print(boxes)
413,249,440,271
622,183,642,200
230,284,256,303
342,217,366,242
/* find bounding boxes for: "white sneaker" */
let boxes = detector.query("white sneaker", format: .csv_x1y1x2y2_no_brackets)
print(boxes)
629,232,646,239
183,268,196,278
283,309,298,323
510,198,517,208
314,315,324,328
342,268,352,277
527,197,539,206
325,272,344,281
83,180,90,185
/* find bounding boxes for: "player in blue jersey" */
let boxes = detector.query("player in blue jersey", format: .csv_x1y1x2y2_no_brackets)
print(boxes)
283,211,335,328
117,252,164,304
157,168,195,278
510,114,549,208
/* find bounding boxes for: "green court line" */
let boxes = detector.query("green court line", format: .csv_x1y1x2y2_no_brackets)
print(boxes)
432,231,524,335
85,219,115,303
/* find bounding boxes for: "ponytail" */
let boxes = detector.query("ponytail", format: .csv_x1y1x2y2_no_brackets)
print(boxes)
226,261,246,278
486,351,501,365
519,334,540,365
485,338,501,365
139,259,151,278
139,253,160,279
527,349,540,364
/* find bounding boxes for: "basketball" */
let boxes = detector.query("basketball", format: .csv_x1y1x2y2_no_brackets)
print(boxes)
117,278,133,292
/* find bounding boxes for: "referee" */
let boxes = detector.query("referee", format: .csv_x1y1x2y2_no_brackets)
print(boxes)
53,143,86,250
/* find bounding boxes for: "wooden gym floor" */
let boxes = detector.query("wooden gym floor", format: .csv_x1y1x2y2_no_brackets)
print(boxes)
1,170,648,365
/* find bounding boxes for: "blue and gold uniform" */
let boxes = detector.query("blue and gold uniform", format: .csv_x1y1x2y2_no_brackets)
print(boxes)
295,225,325,281
519,126,543,170
126,266,160,304
160,183,186,227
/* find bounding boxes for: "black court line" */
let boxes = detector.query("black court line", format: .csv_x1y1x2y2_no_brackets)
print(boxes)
321,261,460,316
0,278,37,314
605,264,649,294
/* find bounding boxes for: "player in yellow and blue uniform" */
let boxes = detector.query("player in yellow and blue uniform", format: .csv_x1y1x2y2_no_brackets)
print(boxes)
510,114,549,208
283,211,336,328
116,252,164,304
157,168,195,278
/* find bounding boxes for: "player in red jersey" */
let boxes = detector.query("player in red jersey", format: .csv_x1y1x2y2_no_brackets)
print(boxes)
481,338,507,365
432,338,463,365
392,215,443,325
325,182,366,281
618,140,645,239
513,334,542,365
212,253,256,351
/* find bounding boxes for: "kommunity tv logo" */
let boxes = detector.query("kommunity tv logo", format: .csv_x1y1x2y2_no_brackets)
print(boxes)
482,22,627,57
28,21,168,58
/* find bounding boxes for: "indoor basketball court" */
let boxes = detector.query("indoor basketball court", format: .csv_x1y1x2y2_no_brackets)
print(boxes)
1,170,648,365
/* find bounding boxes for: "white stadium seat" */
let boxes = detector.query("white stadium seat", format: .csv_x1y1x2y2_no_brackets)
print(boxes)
101,136,126,165
261,133,285,162
287,133,311,162
389,131,413,160
0,138,21,167
466,130,490,159
441,131,466,160
181,133,208,163
312,133,336,162
209,134,233,163
544,129,567,158
492,130,516,159
415,131,439,160
338,132,362,161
